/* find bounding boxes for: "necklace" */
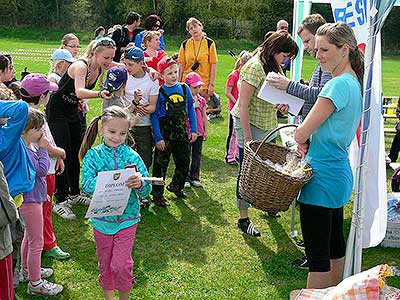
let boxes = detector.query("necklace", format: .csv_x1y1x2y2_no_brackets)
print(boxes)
192,38,204,62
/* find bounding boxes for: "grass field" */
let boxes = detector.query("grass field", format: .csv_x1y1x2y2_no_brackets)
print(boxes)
1,34,399,299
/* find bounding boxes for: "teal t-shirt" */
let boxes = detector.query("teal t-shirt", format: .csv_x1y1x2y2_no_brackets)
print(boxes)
298,73,362,208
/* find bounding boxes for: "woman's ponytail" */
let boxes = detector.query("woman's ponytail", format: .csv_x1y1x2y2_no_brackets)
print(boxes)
79,115,101,161
349,47,364,86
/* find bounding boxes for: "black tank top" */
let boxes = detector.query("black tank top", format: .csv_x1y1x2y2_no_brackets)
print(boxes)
47,59,100,123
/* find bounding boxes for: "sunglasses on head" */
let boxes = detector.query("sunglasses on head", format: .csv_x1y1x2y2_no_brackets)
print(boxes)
95,38,116,49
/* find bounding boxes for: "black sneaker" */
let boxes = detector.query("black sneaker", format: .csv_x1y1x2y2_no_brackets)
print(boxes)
267,212,281,218
292,256,308,269
237,218,261,237
166,184,187,198
295,239,305,250
152,196,170,207
140,198,150,209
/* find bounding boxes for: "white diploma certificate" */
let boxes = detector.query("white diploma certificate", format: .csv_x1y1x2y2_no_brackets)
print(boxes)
85,168,136,218
257,79,305,116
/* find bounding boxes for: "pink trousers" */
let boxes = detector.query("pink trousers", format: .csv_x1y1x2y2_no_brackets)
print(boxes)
20,202,44,281
93,224,138,292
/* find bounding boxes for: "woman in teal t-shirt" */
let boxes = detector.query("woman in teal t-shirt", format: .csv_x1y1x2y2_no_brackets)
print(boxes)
294,22,364,290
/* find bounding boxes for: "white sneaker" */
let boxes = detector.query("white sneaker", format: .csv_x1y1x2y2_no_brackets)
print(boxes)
53,202,76,220
27,279,63,296
184,181,191,188
67,193,91,205
21,267,54,282
191,180,202,187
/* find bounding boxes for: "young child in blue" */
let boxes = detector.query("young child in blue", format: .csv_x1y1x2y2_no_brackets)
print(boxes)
150,58,197,207
79,106,151,300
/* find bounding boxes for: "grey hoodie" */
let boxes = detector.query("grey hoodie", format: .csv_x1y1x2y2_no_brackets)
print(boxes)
0,162,18,259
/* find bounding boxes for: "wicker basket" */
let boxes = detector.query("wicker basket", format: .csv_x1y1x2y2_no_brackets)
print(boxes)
239,124,313,212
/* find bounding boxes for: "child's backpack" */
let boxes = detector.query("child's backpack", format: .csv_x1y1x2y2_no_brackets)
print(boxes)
392,166,400,192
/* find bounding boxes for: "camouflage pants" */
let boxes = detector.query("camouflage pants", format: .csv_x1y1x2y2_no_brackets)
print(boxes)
152,139,190,197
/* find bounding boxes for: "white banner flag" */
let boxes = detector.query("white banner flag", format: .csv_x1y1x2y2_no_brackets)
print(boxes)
331,0,387,248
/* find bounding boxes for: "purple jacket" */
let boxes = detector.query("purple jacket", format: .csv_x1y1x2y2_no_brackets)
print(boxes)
23,147,50,203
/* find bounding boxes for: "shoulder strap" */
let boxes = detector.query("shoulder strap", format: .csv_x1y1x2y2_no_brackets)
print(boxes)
78,59,88,67
119,27,126,44
182,37,213,51
205,37,213,49
182,38,189,51
159,86,172,104
181,83,187,100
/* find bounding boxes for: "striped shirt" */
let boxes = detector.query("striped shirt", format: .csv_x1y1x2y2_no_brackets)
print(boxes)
286,64,332,118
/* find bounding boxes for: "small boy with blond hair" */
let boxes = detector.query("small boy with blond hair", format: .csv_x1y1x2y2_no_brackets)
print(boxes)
150,58,197,206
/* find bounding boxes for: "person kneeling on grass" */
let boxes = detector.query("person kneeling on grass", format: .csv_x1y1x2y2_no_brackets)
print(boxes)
206,92,222,119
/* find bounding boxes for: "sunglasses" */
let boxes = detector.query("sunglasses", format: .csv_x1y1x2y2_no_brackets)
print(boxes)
94,38,116,49
66,44,81,49
153,23,161,29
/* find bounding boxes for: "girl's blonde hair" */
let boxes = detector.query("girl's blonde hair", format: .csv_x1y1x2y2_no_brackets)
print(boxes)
0,86,18,100
61,33,79,47
24,107,45,133
85,37,116,58
234,50,252,70
49,59,64,74
79,106,131,160
142,31,161,49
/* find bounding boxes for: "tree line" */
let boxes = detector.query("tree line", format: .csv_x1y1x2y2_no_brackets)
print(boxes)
0,0,398,51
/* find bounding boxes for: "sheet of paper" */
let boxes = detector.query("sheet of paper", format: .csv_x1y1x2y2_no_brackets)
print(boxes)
85,168,135,218
257,80,305,116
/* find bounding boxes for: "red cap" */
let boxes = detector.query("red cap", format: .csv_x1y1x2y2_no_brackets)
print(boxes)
157,58,177,74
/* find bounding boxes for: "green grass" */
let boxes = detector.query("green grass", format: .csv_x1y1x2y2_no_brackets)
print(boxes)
1,36,399,299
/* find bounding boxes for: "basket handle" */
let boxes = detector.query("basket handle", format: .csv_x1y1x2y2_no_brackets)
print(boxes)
254,124,298,156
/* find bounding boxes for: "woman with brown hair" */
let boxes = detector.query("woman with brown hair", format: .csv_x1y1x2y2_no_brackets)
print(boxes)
61,33,81,58
230,31,298,236
294,22,364,290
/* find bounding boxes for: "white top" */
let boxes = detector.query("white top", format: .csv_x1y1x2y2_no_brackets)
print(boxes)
125,73,159,126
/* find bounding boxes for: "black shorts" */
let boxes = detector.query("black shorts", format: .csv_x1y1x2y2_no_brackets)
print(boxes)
299,202,346,272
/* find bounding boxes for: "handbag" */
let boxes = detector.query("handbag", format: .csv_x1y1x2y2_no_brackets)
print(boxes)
0,162,18,227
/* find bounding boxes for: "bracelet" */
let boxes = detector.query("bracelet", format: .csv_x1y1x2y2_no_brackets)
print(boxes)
98,91,102,98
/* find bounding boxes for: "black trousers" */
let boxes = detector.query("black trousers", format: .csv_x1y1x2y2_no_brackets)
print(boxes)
187,136,203,182
389,130,400,162
48,119,82,202
130,126,153,171
152,139,190,197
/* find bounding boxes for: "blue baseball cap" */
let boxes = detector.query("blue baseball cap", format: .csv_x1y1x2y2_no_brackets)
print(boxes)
51,49,75,63
104,67,128,91
124,46,144,61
